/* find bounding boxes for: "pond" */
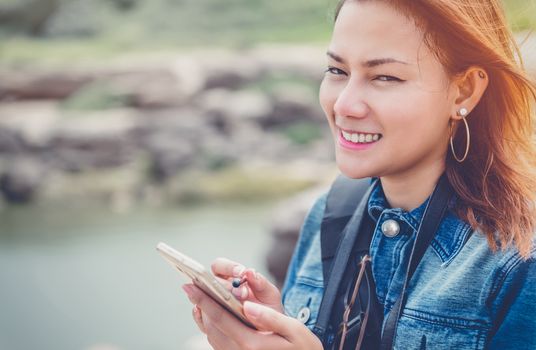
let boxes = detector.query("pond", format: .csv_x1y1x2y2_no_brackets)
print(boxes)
0,200,278,350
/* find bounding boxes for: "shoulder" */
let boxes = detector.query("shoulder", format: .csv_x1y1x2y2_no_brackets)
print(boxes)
485,236,536,347
288,192,327,274
487,235,536,300
460,231,536,311
300,193,327,241
281,192,327,289
281,193,327,327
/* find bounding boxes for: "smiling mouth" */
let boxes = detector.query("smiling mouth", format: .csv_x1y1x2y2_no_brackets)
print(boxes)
340,129,383,144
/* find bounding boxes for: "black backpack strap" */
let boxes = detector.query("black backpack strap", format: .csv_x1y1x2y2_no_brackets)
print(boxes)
320,175,373,283
380,173,453,350
313,175,376,343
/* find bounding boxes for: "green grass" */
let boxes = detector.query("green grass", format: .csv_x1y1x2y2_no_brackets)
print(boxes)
0,0,337,66
60,81,132,111
0,0,534,67
168,166,319,204
279,121,324,145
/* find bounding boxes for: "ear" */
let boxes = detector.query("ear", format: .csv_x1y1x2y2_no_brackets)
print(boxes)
451,67,489,120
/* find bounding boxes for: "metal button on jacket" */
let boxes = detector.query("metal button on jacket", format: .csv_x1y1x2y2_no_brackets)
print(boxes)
297,307,311,323
381,219,401,237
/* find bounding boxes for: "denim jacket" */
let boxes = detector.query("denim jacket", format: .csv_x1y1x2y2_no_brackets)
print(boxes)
281,181,536,349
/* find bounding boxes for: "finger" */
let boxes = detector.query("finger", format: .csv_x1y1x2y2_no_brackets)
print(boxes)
243,301,301,341
214,276,233,290
242,270,283,311
202,314,241,350
211,257,245,278
202,305,295,350
192,305,206,334
231,285,249,301
184,284,257,341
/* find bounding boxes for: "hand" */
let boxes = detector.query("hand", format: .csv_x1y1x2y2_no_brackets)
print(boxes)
211,258,283,313
183,284,323,350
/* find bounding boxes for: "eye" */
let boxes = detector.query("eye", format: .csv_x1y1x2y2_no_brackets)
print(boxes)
325,66,347,76
374,75,403,82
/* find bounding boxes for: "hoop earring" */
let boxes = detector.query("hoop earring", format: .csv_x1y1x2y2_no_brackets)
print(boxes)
450,108,470,163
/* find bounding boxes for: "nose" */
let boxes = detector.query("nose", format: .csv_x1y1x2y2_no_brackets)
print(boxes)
333,80,369,119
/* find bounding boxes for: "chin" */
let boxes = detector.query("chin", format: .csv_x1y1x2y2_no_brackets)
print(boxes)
336,157,373,180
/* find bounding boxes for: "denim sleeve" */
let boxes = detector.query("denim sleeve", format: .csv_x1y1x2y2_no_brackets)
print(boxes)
488,250,536,349
280,193,327,310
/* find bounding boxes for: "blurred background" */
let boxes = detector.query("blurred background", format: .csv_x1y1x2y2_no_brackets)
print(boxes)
0,0,534,349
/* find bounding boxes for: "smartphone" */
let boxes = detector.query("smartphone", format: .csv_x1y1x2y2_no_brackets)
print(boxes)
156,242,256,329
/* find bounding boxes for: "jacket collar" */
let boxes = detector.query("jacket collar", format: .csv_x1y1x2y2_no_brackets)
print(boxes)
367,180,473,265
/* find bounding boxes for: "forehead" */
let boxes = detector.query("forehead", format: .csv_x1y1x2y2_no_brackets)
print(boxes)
330,1,429,65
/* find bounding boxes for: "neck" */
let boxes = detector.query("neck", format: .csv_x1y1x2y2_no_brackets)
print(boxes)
380,163,445,212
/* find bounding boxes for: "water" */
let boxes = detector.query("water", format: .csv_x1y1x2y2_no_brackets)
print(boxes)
0,201,277,350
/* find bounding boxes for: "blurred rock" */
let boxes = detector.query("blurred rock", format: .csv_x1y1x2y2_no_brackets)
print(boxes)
0,46,334,205
95,59,205,109
264,84,324,129
196,88,273,124
0,0,59,35
0,157,46,204
251,45,325,82
196,50,263,90
0,70,93,100
266,185,328,287
50,109,140,172
0,128,25,154
146,132,196,181
0,101,61,150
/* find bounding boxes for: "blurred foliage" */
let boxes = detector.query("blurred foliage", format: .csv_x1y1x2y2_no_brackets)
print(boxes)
61,81,132,111
0,0,534,66
503,0,536,32
245,73,319,96
279,121,324,145
170,166,318,204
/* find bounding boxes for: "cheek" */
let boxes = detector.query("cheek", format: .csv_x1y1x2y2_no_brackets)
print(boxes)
380,93,450,148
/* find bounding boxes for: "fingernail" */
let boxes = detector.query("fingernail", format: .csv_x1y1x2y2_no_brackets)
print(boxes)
233,265,245,277
244,301,262,320
241,286,248,299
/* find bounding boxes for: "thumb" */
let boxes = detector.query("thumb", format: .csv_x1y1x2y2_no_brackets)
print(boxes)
243,301,297,340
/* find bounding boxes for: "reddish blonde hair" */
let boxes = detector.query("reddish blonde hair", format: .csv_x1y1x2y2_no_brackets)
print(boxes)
336,0,536,258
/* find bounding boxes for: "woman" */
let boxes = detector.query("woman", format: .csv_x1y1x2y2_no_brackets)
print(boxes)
182,0,536,348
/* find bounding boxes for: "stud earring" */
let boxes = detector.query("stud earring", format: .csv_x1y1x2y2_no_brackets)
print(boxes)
450,108,471,162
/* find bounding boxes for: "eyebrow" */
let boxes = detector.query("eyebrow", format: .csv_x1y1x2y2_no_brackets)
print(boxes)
326,51,409,67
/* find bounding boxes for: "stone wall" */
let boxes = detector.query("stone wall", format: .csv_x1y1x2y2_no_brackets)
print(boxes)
0,45,335,205
1,34,535,206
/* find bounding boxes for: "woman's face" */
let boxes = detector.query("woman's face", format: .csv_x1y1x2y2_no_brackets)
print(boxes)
320,0,458,180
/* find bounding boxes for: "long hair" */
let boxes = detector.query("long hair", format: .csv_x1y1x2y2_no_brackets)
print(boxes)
335,0,536,258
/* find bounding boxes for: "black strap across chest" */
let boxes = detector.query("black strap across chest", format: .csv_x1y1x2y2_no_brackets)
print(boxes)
313,174,453,349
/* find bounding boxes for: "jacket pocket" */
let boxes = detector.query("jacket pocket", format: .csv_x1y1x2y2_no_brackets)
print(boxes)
283,278,324,329
394,308,488,350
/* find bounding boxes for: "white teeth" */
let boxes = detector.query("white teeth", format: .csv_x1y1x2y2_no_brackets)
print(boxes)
341,130,381,144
